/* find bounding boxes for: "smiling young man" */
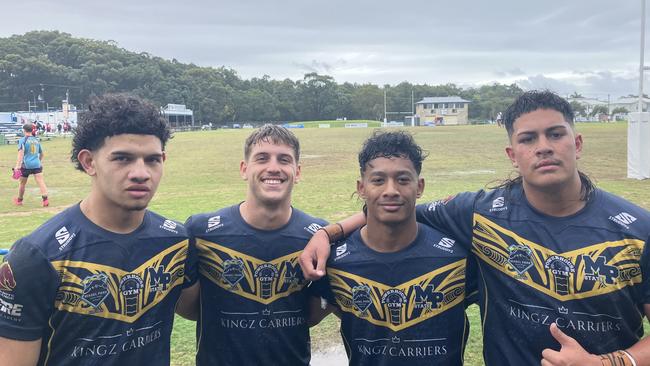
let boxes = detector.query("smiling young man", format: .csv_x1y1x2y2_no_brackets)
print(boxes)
311,131,475,366
300,91,650,366
179,124,326,365
0,94,194,366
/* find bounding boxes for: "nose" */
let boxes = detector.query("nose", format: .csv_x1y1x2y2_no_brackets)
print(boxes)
266,157,281,173
129,159,151,182
535,136,553,156
382,178,400,197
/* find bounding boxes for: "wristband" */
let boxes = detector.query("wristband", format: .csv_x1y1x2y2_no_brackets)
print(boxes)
598,350,635,366
317,223,345,243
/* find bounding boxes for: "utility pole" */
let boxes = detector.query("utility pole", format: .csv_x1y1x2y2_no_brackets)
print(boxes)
411,89,415,126
641,0,647,113
383,89,387,124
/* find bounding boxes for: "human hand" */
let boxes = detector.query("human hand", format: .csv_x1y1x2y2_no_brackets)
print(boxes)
12,168,21,180
299,229,331,280
541,323,601,366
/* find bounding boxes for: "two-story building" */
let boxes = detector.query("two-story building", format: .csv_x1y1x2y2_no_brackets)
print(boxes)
415,96,470,125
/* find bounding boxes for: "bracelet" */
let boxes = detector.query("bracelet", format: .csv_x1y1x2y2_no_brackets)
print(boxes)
317,223,345,243
316,227,332,242
598,350,636,366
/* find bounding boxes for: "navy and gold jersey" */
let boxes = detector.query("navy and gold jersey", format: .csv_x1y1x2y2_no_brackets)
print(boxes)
317,223,475,366
416,185,650,366
186,204,327,366
0,204,193,366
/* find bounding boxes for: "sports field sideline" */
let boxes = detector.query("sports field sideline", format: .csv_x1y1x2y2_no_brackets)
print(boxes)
1,123,648,365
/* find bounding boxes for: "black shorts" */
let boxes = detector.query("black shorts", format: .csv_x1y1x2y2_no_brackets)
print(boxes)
20,167,43,177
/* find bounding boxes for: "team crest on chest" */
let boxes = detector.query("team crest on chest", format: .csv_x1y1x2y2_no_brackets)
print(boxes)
352,285,373,315
222,259,245,288
507,244,534,278
81,273,110,308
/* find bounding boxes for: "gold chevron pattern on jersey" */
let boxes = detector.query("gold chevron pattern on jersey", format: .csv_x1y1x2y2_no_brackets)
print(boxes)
472,213,644,300
50,240,188,322
328,259,467,332
197,239,307,305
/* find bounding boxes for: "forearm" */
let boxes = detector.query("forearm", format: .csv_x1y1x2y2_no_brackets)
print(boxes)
0,337,41,366
320,212,366,242
15,151,24,168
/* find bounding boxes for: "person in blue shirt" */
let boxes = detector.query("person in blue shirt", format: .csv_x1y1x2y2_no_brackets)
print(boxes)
13,122,49,207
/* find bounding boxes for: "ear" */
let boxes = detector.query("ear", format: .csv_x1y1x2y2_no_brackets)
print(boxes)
77,149,96,176
239,160,248,180
356,179,366,200
162,152,167,162
416,177,425,198
574,133,583,160
294,163,302,184
505,145,518,168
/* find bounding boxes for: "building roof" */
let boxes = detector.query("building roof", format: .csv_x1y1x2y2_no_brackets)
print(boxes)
416,96,470,104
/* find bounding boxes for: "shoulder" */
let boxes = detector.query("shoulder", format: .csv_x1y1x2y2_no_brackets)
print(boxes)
290,208,328,235
418,224,469,256
20,205,84,257
591,189,650,236
145,210,189,238
185,205,236,235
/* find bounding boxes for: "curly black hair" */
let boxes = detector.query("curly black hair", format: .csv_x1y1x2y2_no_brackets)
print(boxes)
358,130,427,175
503,90,575,139
71,93,172,171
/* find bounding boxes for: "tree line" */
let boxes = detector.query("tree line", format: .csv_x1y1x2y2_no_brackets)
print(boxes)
0,31,523,125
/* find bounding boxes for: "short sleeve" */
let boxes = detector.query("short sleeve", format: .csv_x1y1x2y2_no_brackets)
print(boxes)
307,277,335,305
0,240,58,341
416,191,477,250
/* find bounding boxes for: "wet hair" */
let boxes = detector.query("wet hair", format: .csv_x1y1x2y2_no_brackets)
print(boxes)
496,90,595,200
22,123,33,133
358,130,427,175
503,90,575,139
244,124,300,161
71,93,171,171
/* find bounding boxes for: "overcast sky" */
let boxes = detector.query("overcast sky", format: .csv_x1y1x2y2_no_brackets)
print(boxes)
1,0,647,99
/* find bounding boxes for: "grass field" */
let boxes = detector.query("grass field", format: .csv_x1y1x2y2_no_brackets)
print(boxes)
1,123,649,365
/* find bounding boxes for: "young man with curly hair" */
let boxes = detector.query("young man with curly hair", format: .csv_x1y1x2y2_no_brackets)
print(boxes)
301,91,650,366
0,94,195,366
310,130,475,366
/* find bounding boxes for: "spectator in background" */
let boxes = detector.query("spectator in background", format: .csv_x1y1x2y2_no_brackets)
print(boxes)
13,122,49,207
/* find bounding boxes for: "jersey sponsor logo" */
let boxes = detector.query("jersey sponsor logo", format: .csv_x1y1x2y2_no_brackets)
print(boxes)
336,243,348,257
55,226,76,251
120,274,144,316
206,215,223,233
196,240,308,305
304,223,322,234
433,238,455,253
0,296,23,318
0,262,16,292
160,220,179,234
147,265,172,292
472,214,643,300
582,255,619,286
328,259,467,331
254,263,280,299
81,274,110,308
51,240,188,322
426,195,456,212
489,196,508,212
507,244,534,277
608,212,637,229
70,321,164,360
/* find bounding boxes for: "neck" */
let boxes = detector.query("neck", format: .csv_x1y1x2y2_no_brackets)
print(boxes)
239,199,292,230
360,218,418,253
80,195,146,234
522,174,586,217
